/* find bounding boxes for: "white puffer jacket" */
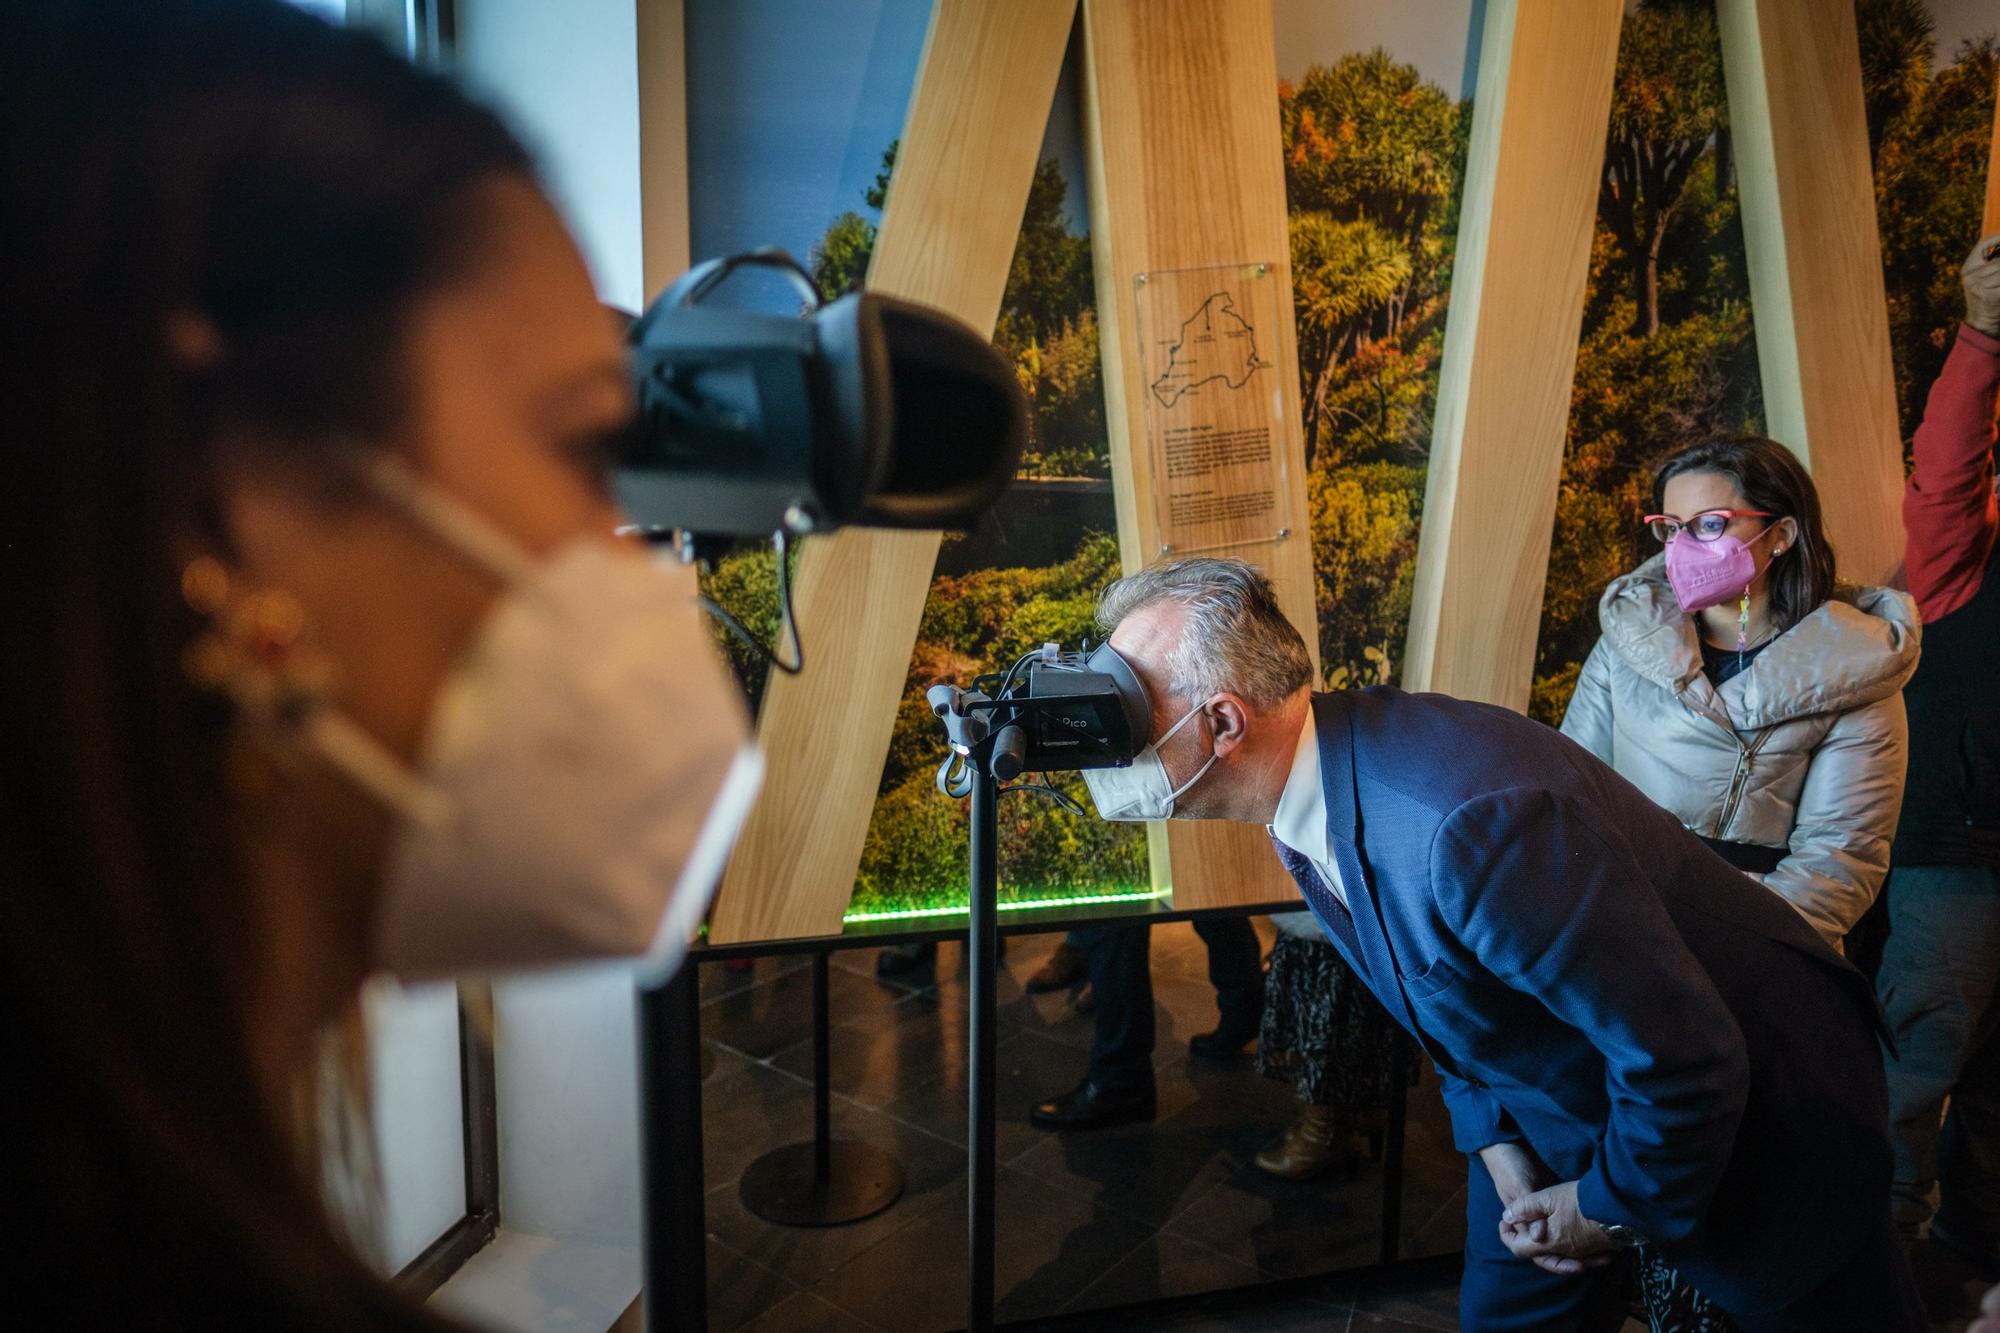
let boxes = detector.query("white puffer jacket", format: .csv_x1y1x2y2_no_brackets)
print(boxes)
1560,554,1921,947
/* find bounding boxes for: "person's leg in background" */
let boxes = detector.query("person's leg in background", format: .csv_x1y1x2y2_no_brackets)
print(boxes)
1724,1208,1926,1333
1458,1156,1628,1332
1933,871,2000,1263
1188,915,1265,1059
1878,864,2000,1316
1025,929,1088,996
1030,924,1155,1129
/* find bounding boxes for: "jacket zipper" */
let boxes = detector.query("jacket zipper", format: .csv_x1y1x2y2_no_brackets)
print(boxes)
1714,728,1775,839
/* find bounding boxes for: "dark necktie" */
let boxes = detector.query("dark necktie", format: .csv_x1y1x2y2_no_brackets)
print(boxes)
1269,834,1364,965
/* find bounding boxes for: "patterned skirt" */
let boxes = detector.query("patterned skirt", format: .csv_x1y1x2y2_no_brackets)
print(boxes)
1635,1251,1738,1331
1253,930,1409,1113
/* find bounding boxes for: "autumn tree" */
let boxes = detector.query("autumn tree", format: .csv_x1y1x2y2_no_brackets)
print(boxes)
1858,0,1997,451
1280,51,1460,335
1599,7,1728,337
1289,212,1409,466
1855,0,1934,162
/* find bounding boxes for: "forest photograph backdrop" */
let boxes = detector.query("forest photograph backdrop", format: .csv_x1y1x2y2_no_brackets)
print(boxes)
685,0,1996,920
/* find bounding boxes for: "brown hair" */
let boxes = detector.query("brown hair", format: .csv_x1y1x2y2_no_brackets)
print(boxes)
1653,435,1838,632
1,0,530,1323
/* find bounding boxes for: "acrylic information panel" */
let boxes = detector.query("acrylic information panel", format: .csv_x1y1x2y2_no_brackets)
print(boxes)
1133,261,1293,557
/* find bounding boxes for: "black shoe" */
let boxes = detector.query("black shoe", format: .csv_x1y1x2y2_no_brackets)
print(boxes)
1189,1019,1260,1061
1030,1079,1156,1130
875,941,936,979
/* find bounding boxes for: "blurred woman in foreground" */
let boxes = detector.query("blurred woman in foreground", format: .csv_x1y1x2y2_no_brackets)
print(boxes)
1,1,746,1323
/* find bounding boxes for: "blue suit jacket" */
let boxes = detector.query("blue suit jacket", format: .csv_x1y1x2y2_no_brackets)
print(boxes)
1281,689,1891,1313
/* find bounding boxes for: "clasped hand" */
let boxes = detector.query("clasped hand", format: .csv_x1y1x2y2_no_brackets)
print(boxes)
1480,1143,1620,1275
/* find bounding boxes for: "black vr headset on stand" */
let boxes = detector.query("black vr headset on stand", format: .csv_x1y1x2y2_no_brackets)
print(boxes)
617,247,1025,676
620,247,1023,542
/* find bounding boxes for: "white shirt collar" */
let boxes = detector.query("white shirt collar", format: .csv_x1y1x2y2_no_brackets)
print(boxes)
1267,707,1344,905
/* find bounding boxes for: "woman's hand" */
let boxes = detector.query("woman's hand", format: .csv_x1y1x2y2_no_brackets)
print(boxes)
1971,1281,2000,1333
1965,233,2000,337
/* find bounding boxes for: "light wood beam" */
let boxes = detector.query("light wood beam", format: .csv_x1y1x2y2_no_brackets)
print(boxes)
1401,0,1624,711
707,0,1079,945
1716,0,1904,586
636,0,690,301
1986,68,1999,235
1080,0,1320,910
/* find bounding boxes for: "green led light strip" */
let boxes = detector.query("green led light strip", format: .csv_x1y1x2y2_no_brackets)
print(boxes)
842,887,1168,925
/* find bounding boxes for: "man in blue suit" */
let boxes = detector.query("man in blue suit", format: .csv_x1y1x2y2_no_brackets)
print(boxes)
1080,558,1921,1330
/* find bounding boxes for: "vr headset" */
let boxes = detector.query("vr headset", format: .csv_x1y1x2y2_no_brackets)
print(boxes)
619,248,1026,540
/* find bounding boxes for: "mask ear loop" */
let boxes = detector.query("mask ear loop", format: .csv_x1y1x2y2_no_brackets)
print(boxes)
180,555,451,828
1157,695,1223,809
1737,521,1783,662
357,453,538,586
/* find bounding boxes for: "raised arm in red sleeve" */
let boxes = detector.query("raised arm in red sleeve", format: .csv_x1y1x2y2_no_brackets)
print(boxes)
1905,321,2000,622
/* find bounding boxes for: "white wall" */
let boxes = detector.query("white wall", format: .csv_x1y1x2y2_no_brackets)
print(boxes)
488,965,644,1243
367,979,468,1272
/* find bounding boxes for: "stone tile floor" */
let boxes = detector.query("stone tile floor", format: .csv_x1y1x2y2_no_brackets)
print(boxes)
682,918,1985,1331
687,921,1511,1332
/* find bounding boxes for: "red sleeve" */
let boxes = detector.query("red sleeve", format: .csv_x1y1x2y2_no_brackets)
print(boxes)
1905,323,2000,622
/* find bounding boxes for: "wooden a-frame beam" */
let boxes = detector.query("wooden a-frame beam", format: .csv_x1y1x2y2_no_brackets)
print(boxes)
1717,0,1904,586
1081,0,1321,910
1402,0,1624,711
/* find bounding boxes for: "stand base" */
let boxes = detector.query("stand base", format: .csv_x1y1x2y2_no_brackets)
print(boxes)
738,1141,906,1227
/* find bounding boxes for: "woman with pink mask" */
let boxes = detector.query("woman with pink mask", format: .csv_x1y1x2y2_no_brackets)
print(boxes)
1561,437,1919,1322
1560,437,1920,952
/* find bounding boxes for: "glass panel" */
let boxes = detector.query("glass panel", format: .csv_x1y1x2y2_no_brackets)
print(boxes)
367,980,466,1273
841,40,1150,923
1529,0,1764,724
683,0,931,715
1274,4,1474,690
1272,0,1479,1266
1857,0,1999,457
685,0,932,313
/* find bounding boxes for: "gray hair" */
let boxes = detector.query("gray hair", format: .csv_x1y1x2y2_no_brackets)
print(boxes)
1095,557,1312,709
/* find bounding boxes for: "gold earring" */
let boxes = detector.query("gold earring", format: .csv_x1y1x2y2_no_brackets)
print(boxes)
181,556,338,777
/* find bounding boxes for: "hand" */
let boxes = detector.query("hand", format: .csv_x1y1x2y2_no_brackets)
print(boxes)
1965,233,2000,337
1499,1180,1620,1275
1478,1141,1554,1209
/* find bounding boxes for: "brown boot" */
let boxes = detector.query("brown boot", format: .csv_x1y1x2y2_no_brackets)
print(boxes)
1254,1103,1358,1181
1026,941,1088,994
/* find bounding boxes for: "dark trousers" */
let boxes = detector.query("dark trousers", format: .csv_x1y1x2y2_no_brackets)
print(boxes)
1879,863,2000,1256
1071,917,1264,1093
1460,1158,1925,1331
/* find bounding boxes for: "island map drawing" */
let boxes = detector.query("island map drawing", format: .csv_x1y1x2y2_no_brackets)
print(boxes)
1149,290,1271,408
1135,266,1288,553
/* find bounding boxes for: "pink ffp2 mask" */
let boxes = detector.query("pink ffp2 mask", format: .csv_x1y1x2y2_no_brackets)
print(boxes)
1664,529,1759,613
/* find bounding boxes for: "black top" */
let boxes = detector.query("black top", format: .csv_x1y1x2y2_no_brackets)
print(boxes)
1898,542,2000,867
1698,635,1771,689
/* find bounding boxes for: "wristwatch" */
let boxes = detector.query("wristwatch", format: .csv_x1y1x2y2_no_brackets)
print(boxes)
1601,1223,1649,1249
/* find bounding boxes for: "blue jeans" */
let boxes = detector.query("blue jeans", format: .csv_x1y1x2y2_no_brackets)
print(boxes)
1878,863,2000,1257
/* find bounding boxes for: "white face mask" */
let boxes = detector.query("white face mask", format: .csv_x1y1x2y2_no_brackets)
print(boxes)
1081,695,1219,822
315,456,760,984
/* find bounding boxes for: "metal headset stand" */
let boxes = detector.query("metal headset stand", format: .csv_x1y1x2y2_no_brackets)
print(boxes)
965,756,1001,1333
